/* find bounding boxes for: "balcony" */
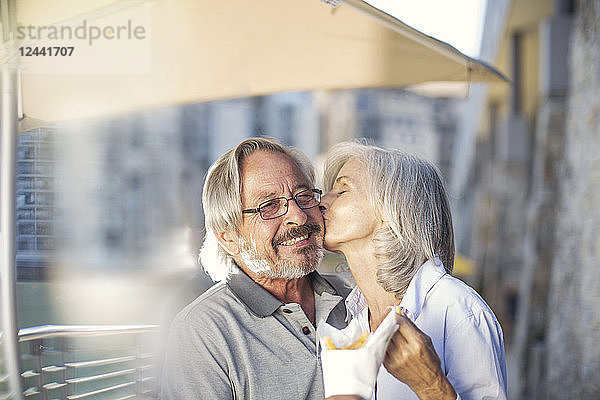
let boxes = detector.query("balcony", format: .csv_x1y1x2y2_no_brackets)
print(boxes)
1,325,159,400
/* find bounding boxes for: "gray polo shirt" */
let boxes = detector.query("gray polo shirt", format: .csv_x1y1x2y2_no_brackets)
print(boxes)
161,269,349,400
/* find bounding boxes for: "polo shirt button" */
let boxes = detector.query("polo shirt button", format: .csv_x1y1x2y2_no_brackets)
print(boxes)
302,326,310,335
282,309,292,314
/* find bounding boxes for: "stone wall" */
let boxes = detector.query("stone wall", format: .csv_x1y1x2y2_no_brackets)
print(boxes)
510,95,566,399
545,0,600,398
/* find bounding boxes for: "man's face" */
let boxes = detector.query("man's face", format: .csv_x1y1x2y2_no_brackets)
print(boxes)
234,150,324,279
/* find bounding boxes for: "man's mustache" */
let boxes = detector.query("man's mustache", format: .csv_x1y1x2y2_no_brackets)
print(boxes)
273,223,322,246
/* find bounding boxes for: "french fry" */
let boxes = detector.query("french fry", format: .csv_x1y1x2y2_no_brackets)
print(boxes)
323,336,337,350
342,332,370,349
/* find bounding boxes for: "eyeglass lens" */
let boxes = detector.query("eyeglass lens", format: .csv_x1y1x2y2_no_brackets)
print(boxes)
260,190,319,219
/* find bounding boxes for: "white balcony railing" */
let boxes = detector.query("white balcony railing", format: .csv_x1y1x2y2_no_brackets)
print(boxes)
1,325,159,400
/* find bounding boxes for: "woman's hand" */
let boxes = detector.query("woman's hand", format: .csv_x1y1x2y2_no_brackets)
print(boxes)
383,311,457,400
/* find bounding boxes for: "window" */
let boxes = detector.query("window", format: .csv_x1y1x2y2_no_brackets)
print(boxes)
18,222,35,235
18,238,35,251
37,193,54,206
37,237,55,250
17,177,34,190
18,146,35,160
36,208,54,219
36,223,53,236
17,162,34,175
17,209,35,220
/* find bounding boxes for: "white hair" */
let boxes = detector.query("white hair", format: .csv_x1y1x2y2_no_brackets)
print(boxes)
323,141,454,298
200,137,315,281
199,230,236,282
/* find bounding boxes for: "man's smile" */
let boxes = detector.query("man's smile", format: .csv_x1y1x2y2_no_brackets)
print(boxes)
273,223,321,248
279,234,309,246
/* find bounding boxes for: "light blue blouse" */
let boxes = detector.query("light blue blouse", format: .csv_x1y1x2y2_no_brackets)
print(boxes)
345,258,507,400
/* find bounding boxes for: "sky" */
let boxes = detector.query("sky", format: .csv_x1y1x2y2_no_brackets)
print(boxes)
365,0,487,57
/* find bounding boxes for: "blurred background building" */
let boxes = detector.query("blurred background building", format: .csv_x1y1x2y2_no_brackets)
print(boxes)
448,0,599,399
15,127,59,281
23,89,459,278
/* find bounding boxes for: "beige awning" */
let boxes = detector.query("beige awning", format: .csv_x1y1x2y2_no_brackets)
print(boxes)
17,0,506,123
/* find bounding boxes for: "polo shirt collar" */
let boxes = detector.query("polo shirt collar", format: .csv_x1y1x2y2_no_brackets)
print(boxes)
226,266,341,318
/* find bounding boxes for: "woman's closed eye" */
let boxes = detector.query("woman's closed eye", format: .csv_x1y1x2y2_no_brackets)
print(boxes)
334,185,348,195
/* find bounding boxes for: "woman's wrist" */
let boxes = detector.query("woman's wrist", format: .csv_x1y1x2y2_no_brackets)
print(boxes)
412,372,457,400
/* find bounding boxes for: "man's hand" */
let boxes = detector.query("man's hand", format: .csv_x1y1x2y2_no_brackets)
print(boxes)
383,311,457,400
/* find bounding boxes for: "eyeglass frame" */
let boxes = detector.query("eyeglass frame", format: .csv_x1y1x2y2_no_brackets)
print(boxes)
241,188,322,220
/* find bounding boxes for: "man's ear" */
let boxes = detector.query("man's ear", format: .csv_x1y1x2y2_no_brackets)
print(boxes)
215,230,241,256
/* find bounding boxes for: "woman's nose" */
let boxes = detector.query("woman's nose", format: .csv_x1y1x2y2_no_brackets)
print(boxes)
320,192,333,211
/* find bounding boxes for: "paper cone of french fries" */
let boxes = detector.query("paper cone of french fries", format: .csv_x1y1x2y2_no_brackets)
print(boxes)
317,306,400,399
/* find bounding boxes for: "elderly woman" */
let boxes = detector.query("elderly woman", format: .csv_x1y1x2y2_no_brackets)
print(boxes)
320,142,507,400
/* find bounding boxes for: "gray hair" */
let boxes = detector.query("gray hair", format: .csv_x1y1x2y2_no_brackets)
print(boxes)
323,141,454,298
200,137,315,281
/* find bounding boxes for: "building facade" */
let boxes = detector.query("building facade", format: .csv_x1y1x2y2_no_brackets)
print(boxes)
449,0,600,398
21,89,460,280
16,127,59,280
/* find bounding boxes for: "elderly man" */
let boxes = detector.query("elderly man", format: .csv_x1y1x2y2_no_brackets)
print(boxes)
161,138,349,400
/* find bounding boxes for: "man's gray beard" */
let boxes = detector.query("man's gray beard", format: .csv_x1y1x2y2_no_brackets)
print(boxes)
239,237,323,279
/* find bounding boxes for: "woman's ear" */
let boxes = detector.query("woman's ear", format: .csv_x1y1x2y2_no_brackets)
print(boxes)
215,230,241,256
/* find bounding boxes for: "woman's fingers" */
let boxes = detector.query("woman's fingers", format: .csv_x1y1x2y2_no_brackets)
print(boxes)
394,311,436,353
384,313,443,384
384,310,457,400
394,310,425,340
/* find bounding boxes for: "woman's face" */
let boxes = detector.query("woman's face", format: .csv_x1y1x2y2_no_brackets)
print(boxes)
321,158,381,253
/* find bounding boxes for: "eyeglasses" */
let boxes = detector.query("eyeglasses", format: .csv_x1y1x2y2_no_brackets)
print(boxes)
242,189,322,220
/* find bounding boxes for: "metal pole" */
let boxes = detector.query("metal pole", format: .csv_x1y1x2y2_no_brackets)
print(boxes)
1,0,25,397
1,68,24,400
